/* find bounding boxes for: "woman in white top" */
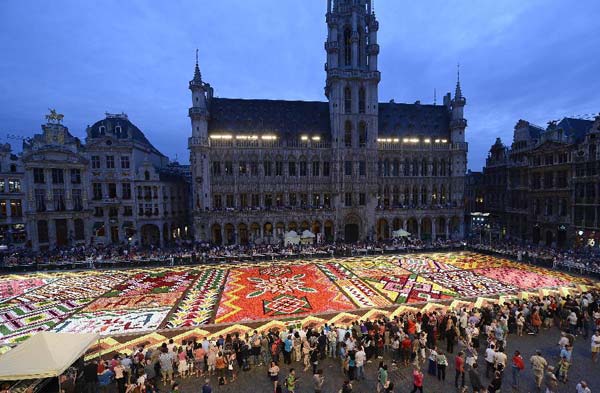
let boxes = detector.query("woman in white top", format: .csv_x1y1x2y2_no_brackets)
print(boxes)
591,331,600,363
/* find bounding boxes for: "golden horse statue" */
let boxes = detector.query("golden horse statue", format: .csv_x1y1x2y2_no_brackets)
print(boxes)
45,109,64,123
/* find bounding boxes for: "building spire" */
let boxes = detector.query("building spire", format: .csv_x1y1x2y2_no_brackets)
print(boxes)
455,63,462,99
192,48,202,84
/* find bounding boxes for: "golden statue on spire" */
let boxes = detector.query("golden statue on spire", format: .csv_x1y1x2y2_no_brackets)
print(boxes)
45,108,64,124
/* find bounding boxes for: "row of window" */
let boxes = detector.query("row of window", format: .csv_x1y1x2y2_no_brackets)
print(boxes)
33,168,81,184
532,198,569,217
91,155,130,169
0,179,21,193
213,193,335,210
210,159,452,178
212,161,332,177
92,183,132,200
34,189,83,212
0,200,23,217
37,219,85,243
93,204,183,218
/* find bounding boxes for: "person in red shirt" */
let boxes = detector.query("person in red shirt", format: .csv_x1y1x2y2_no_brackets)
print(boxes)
511,350,525,389
454,351,465,388
410,367,424,393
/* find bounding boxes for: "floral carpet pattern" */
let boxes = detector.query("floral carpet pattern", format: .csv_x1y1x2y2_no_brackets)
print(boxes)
215,263,354,324
0,251,596,345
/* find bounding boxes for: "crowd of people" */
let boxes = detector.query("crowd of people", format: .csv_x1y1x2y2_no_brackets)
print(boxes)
470,241,600,276
66,289,600,393
0,238,465,271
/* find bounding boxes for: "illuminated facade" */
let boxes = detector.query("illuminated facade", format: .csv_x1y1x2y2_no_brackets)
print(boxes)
189,0,468,244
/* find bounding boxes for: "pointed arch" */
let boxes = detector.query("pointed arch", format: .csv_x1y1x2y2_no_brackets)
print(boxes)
343,27,352,66
344,120,353,147
358,121,367,147
359,87,366,113
344,86,352,114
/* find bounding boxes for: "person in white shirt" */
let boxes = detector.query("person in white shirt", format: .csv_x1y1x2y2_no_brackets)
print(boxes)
493,348,507,373
485,344,496,379
591,331,600,363
558,332,570,350
355,347,366,380
576,380,591,393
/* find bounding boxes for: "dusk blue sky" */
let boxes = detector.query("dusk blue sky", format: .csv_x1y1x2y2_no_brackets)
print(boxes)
1,1,599,170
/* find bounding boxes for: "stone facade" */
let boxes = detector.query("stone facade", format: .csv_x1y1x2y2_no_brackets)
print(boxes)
3,113,190,251
480,115,600,248
0,144,27,245
85,113,190,247
189,0,468,245
21,121,91,250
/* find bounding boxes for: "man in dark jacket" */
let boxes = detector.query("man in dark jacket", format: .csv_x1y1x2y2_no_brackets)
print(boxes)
469,363,484,393
83,360,98,393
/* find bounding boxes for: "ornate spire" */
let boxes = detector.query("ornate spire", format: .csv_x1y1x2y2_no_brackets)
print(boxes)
454,63,462,99
192,48,202,85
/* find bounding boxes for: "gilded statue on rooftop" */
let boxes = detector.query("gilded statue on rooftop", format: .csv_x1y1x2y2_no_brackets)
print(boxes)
45,109,64,124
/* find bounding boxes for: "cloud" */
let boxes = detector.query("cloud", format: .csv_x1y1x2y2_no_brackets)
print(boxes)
0,0,598,170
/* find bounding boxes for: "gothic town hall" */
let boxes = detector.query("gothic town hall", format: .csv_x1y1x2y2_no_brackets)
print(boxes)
188,0,468,245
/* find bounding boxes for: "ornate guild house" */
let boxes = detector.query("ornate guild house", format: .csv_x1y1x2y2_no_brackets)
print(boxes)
189,0,468,245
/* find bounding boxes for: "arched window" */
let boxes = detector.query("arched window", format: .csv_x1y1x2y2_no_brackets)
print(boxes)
384,159,390,177
344,27,352,66
393,186,400,206
421,159,427,176
404,187,410,205
358,121,367,147
412,159,419,176
344,87,352,114
404,159,410,176
441,185,447,203
412,186,418,205
432,160,438,176
344,121,352,147
421,186,427,205
440,159,447,176
358,87,366,113
432,186,438,204
144,170,150,181
383,185,390,207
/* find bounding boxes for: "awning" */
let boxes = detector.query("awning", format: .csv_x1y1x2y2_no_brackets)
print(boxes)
0,332,99,380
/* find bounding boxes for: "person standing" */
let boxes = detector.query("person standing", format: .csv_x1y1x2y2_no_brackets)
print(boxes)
530,350,547,392
313,369,325,393
83,360,99,393
576,380,592,393
468,363,484,393
484,344,496,379
487,370,502,393
409,367,424,393
591,330,600,363
454,351,465,388
201,379,212,393
511,350,525,389
268,361,280,392
355,346,366,380
377,364,388,393
285,368,297,393
436,351,448,382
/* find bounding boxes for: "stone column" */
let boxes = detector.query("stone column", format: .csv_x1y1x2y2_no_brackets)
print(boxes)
417,218,422,239
446,220,450,239
432,219,436,240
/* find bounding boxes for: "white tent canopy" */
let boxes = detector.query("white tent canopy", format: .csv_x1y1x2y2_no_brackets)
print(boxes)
284,231,300,246
0,332,99,380
301,230,316,238
392,229,411,238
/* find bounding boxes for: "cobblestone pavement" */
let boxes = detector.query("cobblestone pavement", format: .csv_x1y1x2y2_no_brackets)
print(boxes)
46,324,600,392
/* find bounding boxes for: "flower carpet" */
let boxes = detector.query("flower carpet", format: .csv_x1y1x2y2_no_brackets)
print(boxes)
0,251,597,346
